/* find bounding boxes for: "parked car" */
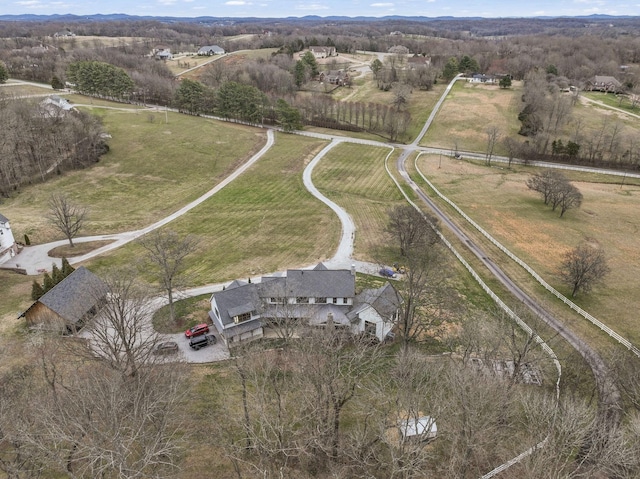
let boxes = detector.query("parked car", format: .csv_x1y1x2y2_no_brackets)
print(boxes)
185,323,210,338
379,268,397,278
153,341,179,355
189,334,217,350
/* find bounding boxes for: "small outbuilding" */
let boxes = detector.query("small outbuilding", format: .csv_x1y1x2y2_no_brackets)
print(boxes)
398,416,438,442
21,266,108,333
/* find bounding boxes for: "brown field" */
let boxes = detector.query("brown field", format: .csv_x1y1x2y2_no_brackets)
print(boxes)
416,155,640,344
49,35,150,50
420,80,523,153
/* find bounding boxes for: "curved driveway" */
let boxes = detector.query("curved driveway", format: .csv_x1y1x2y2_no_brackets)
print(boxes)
2,129,275,275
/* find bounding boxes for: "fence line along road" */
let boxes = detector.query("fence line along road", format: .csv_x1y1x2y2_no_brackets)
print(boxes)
413,155,640,358
385,152,562,479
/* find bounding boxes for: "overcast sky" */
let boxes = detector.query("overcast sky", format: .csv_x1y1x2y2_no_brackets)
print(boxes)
4,0,639,18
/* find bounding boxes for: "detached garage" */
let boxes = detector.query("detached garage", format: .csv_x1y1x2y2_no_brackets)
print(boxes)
21,266,108,333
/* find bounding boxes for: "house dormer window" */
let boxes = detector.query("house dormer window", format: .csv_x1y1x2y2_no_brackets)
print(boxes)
316,297,327,304
296,297,309,304
270,297,286,305
342,298,348,304
234,312,251,323
333,298,338,304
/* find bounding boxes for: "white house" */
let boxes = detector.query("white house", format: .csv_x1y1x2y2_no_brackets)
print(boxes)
197,45,225,56
309,46,336,59
209,263,399,345
39,95,75,117
0,213,18,265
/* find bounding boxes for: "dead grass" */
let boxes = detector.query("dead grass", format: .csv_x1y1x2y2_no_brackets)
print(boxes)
420,80,523,153
417,155,640,344
48,241,115,258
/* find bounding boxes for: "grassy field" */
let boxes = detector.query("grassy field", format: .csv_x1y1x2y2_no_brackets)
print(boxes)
3,107,266,245
0,82,55,97
49,35,150,50
84,132,336,285
416,154,640,344
312,142,405,261
420,80,523,153
583,91,640,115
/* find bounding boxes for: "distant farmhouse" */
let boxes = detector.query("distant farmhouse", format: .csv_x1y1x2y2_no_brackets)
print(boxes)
319,70,350,86
0,213,18,265
197,45,225,56
309,46,336,59
53,29,75,38
209,263,400,345
21,266,108,334
586,75,622,93
39,95,75,117
152,45,173,60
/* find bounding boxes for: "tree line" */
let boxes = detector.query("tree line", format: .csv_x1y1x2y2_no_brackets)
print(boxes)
0,97,106,198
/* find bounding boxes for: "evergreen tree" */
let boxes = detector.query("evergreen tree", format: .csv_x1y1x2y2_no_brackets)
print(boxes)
51,75,64,90
61,257,75,278
42,272,54,293
31,280,44,301
499,76,512,89
51,263,63,284
442,57,459,81
0,61,8,84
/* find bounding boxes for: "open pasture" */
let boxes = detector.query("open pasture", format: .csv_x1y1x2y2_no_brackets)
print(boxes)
3,106,265,245
417,154,640,343
312,142,404,261
84,133,336,285
420,80,522,153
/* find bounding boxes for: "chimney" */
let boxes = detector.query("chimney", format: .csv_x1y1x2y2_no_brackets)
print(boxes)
327,312,334,329
351,264,356,276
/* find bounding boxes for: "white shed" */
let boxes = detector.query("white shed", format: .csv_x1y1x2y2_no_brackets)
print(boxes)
398,416,438,442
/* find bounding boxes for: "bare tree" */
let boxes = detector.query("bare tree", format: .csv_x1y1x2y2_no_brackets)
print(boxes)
559,243,609,297
386,205,439,257
556,182,583,217
47,193,87,247
28,336,187,479
485,126,501,166
85,268,161,378
138,229,199,323
526,169,566,205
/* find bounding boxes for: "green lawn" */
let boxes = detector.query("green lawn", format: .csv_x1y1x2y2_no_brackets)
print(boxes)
84,133,337,285
3,108,266,245
582,91,640,115
312,142,406,261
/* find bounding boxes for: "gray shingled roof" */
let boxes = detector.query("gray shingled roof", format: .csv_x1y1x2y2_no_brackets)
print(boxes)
36,266,108,324
214,282,262,327
284,269,355,298
0,213,8,223
349,282,401,321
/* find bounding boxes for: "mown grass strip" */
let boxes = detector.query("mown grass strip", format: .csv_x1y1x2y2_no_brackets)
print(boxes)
85,133,336,285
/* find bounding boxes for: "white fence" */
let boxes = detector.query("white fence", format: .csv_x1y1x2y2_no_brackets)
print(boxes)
413,156,640,358
384,152,562,479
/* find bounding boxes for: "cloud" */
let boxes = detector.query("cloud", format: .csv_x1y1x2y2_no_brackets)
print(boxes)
225,0,248,4
295,3,329,10
15,0,41,5
371,2,394,6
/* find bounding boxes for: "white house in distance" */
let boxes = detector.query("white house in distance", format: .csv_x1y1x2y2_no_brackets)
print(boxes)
197,45,225,56
309,46,336,59
0,213,18,265
209,263,400,345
